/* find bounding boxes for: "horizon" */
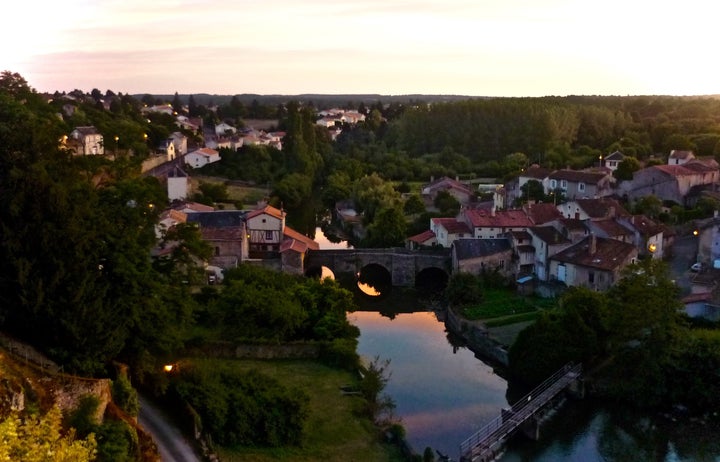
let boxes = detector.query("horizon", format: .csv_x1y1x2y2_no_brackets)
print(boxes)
4,1,720,98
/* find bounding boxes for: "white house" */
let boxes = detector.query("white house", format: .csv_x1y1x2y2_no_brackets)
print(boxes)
185,147,220,168
68,126,104,155
215,122,237,136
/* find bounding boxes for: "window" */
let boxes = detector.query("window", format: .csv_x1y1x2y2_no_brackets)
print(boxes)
578,182,586,192
262,218,267,223
560,179,568,190
265,230,273,240
588,271,595,284
550,179,557,189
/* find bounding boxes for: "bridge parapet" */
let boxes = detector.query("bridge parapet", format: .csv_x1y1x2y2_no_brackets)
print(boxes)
304,247,451,287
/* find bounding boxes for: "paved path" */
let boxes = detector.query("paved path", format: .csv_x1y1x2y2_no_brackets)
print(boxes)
138,395,201,462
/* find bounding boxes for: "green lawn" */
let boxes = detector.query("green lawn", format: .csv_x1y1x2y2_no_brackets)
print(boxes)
193,358,405,462
458,289,555,321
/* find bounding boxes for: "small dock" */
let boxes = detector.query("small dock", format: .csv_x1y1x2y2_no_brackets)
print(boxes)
459,362,582,462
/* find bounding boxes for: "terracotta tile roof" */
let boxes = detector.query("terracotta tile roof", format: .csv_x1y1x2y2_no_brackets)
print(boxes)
174,201,215,213
529,226,570,245
246,204,285,220
591,219,633,237
652,164,701,176
408,229,436,244
453,238,511,260
280,238,308,253
525,203,563,225
548,170,608,184
422,176,473,194
432,217,472,234
200,227,245,241
465,209,533,228
551,236,637,271
283,226,319,251
576,198,630,219
628,215,663,237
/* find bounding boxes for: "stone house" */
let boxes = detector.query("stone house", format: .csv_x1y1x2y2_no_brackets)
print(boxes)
668,150,695,165
461,208,534,239
68,126,104,155
246,205,286,258
421,176,475,206
185,210,249,269
451,238,513,277
546,170,614,200
557,197,629,221
429,217,472,247
548,235,638,291
623,160,719,206
603,151,625,171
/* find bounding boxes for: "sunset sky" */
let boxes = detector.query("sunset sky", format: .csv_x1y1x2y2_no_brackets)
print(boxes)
4,0,719,97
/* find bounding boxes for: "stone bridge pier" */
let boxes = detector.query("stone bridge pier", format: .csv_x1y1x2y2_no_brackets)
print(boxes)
304,247,451,287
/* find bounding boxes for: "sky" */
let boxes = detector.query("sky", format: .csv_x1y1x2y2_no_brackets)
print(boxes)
3,0,719,97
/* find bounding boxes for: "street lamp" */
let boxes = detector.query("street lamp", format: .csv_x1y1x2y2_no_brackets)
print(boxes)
114,135,119,159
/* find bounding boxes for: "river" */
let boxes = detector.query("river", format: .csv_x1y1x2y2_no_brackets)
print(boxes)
349,310,720,462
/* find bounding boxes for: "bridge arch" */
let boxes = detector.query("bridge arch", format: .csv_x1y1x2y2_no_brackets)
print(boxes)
304,248,452,288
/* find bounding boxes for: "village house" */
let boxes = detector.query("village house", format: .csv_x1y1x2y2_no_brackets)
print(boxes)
406,229,438,249
546,169,614,200
618,215,667,259
668,150,696,165
245,205,286,258
185,210,249,269
421,176,475,206
503,165,553,207
214,122,237,136
505,230,535,277
451,238,513,277
157,139,177,161
461,207,534,239
548,235,638,291
67,126,104,155
623,159,720,206
526,225,573,281
557,197,629,221
166,167,189,202
169,132,188,155
603,151,625,171
429,217,472,247
185,147,220,169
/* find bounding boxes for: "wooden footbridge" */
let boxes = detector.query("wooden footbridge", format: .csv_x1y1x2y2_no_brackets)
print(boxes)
459,362,582,462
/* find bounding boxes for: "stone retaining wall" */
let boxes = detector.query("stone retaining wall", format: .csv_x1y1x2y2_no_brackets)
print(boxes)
445,307,509,367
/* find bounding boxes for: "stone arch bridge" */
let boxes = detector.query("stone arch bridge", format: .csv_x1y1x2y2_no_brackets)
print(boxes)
304,247,452,287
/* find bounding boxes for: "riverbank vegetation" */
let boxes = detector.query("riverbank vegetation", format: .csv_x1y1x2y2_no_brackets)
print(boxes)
508,259,720,414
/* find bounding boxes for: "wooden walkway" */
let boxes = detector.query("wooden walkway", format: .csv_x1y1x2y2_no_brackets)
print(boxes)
459,362,582,462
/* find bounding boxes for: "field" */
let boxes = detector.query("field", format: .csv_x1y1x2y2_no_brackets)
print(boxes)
190,175,270,209
202,359,405,462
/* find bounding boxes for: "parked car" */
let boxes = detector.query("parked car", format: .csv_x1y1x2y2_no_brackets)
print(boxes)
690,262,703,272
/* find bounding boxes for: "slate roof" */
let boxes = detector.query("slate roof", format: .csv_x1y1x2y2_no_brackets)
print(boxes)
529,226,570,245
548,170,608,184
453,238,511,260
604,151,625,161
550,236,637,271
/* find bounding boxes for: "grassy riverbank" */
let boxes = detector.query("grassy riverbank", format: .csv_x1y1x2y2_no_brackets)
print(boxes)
197,358,405,462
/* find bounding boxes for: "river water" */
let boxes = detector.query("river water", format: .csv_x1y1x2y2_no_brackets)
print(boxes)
349,310,720,462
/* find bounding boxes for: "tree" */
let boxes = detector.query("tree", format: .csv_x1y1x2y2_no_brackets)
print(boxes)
359,356,396,424
0,407,97,461
433,190,460,216
613,157,641,181
363,206,407,247
444,272,483,306
403,193,426,215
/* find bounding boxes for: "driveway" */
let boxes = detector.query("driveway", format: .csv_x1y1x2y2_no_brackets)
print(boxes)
138,395,201,462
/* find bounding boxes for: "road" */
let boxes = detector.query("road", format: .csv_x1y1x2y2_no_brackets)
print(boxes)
138,395,201,462
668,234,698,296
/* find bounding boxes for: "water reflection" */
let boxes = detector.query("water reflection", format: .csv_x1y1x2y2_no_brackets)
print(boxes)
349,310,508,459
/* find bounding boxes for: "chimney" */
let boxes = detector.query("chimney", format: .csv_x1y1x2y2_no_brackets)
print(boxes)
589,234,597,256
